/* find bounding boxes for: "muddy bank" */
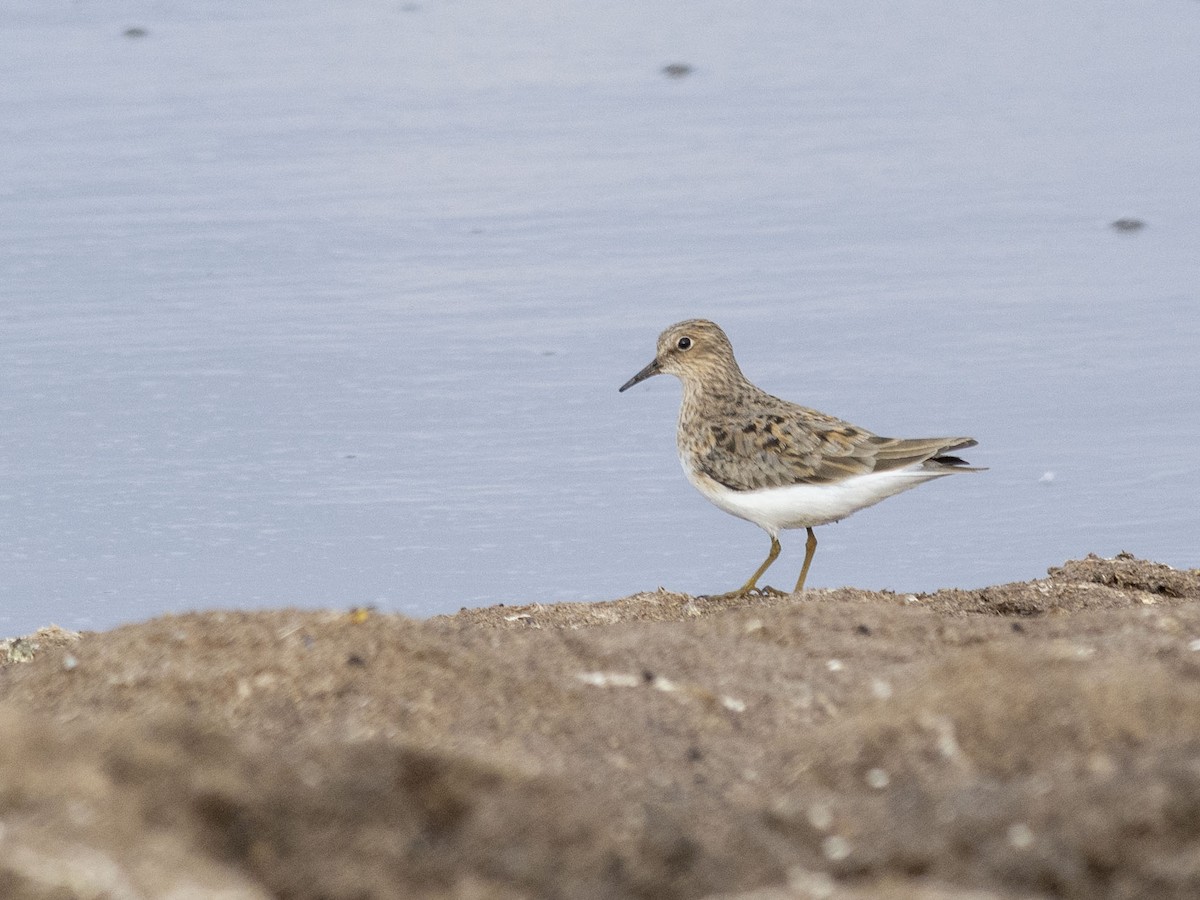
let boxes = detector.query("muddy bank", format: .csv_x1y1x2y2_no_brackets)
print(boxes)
3,554,1200,899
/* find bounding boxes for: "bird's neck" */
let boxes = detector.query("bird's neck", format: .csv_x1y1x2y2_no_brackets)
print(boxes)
678,367,753,427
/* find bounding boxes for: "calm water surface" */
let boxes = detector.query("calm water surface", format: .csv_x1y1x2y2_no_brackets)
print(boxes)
3,1,1199,634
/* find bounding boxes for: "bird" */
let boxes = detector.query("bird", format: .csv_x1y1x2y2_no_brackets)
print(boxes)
619,319,982,597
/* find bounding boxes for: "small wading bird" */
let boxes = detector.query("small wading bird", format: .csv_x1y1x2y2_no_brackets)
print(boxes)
619,319,983,598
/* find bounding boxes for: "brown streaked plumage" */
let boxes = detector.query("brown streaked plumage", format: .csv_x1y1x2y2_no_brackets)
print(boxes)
620,319,983,597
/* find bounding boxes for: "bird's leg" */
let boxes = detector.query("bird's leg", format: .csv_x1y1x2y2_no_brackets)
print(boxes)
793,527,817,592
711,535,781,599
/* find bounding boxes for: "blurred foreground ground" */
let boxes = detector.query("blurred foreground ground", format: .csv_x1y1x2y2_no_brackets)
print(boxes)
3,554,1200,899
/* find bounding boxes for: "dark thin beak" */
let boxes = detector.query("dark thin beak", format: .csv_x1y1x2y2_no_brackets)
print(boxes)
619,358,662,392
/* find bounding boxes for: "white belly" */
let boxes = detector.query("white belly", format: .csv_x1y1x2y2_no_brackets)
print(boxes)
683,460,952,536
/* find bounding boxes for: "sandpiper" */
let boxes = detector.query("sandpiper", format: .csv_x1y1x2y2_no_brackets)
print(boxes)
620,319,982,597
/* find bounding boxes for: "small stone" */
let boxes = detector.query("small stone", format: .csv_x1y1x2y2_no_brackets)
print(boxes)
3,639,37,663
821,835,851,861
652,675,679,693
1008,822,1035,849
826,659,844,672
577,671,641,688
787,867,836,899
806,803,833,830
1087,753,1117,777
721,695,746,712
865,768,890,789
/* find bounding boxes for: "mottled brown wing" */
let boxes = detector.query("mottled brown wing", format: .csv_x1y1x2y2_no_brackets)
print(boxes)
694,403,977,491
691,404,855,490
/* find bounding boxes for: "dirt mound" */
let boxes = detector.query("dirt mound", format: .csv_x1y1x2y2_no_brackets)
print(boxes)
2,554,1199,899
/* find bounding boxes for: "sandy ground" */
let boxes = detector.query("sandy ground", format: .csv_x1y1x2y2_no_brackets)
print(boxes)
3,553,1200,900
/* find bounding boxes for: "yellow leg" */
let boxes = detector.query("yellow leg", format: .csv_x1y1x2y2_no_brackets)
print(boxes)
793,527,817,592
712,535,781,599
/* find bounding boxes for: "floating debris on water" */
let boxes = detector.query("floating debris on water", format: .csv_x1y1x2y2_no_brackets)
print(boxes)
1110,218,1146,232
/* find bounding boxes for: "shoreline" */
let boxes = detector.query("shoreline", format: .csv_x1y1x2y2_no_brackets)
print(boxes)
3,554,1199,899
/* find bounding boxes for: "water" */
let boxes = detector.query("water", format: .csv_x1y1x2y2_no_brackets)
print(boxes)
3,0,1199,635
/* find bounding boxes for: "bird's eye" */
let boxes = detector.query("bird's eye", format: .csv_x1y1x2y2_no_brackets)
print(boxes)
677,337,693,350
